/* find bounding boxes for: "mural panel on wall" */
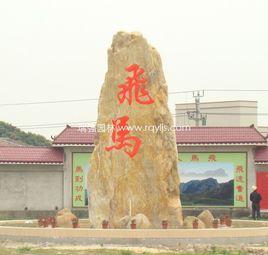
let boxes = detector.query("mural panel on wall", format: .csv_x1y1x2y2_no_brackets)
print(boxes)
178,152,247,207
72,152,247,208
72,153,91,207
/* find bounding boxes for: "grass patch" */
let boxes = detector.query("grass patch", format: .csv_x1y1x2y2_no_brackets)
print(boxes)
17,246,32,254
119,251,132,255
0,215,13,221
0,246,252,255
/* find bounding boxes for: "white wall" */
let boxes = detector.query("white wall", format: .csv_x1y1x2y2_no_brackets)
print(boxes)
0,165,63,211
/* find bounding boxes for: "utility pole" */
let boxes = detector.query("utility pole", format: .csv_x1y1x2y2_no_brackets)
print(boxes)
187,90,207,127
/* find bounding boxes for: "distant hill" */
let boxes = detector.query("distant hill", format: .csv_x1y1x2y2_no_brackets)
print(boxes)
0,137,28,146
0,121,51,146
180,177,234,206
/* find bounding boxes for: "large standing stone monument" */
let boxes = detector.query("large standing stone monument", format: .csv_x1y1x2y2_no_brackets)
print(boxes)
88,31,182,228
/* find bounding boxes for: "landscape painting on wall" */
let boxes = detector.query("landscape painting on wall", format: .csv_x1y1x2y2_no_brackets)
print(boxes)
178,153,247,207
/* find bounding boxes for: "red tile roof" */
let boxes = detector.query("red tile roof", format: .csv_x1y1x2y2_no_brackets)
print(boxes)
52,125,266,146
0,126,266,164
53,126,95,145
0,147,63,164
255,147,268,162
176,126,266,145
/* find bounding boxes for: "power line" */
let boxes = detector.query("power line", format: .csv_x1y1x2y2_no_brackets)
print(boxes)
174,112,268,116
1,92,193,107
168,90,197,94
21,125,71,130
1,89,268,107
16,120,96,128
205,112,268,116
15,111,268,129
0,98,99,107
20,115,187,128
205,89,268,92
0,92,192,107
19,123,96,130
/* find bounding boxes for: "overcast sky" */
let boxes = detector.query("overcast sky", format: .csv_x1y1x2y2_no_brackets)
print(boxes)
179,162,233,183
0,0,268,138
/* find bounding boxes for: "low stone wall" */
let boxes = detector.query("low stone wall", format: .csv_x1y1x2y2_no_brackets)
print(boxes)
1,220,268,246
182,208,251,218
1,208,267,220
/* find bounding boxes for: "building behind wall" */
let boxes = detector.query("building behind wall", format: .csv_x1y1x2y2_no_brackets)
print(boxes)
1,125,268,219
175,100,258,127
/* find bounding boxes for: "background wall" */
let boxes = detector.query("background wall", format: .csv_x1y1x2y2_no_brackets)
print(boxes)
0,145,258,218
0,165,63,211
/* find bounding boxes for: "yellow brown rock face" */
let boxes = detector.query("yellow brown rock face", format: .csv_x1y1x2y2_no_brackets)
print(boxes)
88,31,182,228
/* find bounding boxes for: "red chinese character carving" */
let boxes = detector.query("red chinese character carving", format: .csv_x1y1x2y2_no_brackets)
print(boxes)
235,175,244,183
191,154,199,162
117,64,154,105
236,195,244,202
75,176,83,183
236,165,244,173
236,185,243,192
105,116,141,158
75,166,83,173
208,154,216,162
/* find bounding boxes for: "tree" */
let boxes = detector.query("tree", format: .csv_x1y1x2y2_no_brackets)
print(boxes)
0,121,51,146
